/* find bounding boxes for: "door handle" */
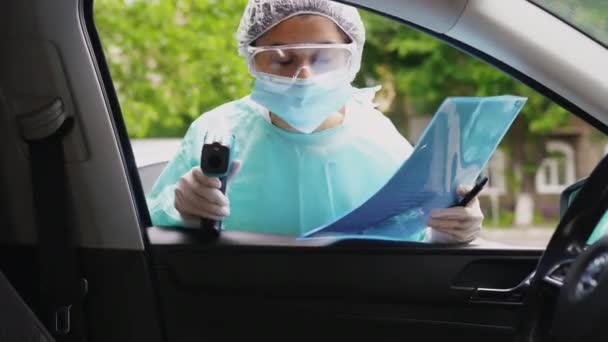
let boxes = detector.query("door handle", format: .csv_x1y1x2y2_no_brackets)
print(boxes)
469,271,535,305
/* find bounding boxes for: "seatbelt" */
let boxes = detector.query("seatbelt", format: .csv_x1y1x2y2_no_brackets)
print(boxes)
19,98,87,341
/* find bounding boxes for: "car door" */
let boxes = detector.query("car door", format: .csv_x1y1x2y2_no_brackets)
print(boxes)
1,0,607,342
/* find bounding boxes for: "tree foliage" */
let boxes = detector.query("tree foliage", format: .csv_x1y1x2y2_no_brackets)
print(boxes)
95,0,251,137
95,0,573,150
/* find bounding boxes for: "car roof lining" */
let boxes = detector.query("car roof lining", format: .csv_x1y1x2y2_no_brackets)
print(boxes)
343,0,470,34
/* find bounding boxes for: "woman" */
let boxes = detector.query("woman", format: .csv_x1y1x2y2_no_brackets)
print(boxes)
147,0,483,243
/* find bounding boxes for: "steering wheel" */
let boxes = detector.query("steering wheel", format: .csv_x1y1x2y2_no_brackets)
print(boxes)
517,154,608,342
552,236,608,341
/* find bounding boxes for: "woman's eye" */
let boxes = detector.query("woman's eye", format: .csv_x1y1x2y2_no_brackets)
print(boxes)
276,59,293,66
271,56,293,66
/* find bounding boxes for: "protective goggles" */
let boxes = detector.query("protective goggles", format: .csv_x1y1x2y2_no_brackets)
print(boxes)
247,42,356,83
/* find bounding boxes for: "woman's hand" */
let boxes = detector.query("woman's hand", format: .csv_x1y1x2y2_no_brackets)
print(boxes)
426,185,484,243
174,160,241,222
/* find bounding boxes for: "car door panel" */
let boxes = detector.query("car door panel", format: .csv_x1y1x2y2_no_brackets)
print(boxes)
149,227,540,341
0,244,164,342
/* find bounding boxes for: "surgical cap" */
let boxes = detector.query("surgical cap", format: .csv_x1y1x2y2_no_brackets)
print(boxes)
236,0,366,81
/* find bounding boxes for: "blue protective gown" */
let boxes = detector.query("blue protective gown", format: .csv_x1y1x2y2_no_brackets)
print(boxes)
146,87,425,240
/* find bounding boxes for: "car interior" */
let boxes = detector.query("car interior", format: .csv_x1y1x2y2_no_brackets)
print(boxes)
1,0,607,341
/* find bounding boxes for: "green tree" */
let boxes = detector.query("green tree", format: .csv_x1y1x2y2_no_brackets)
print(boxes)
95,0,251,138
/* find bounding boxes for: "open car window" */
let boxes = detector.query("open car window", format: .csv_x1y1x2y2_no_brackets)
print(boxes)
95,0,608,247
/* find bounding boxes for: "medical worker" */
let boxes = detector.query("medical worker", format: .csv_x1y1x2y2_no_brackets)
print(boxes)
146,0,484,243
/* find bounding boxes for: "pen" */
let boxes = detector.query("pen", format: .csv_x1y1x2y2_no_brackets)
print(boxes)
452,176,489,207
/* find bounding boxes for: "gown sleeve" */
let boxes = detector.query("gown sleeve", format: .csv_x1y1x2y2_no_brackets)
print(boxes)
146,123,201,228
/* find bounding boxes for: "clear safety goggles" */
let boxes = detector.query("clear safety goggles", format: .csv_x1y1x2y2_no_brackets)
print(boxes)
247,42,356,83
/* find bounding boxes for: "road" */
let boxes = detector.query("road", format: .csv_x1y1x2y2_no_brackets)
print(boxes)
480,226,555,247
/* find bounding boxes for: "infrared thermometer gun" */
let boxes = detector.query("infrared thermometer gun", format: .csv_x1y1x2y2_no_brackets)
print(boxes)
200,132,235,237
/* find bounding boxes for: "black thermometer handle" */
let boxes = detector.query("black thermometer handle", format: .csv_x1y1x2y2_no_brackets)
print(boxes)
199,176,227,238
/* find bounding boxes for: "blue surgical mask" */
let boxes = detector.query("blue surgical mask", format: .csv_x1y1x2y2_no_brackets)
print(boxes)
250,74,355,134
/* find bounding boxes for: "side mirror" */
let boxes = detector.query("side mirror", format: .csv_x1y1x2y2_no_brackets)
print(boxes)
559,178,587,219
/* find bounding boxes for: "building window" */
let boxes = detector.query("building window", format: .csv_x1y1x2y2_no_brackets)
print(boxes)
535,141,576,194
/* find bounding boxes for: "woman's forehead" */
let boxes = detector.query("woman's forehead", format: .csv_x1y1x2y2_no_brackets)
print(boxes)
255,14,348,46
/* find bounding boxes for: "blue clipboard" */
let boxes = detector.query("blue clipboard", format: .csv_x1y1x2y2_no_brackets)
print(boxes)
301,95,527,240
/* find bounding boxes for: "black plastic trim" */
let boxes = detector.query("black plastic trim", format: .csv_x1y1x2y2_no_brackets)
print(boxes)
148,227,544,256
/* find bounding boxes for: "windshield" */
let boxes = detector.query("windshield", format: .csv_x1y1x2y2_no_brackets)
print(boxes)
530,0,608,47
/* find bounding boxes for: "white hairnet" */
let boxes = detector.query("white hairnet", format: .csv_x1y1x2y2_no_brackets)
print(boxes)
236,0,366,81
